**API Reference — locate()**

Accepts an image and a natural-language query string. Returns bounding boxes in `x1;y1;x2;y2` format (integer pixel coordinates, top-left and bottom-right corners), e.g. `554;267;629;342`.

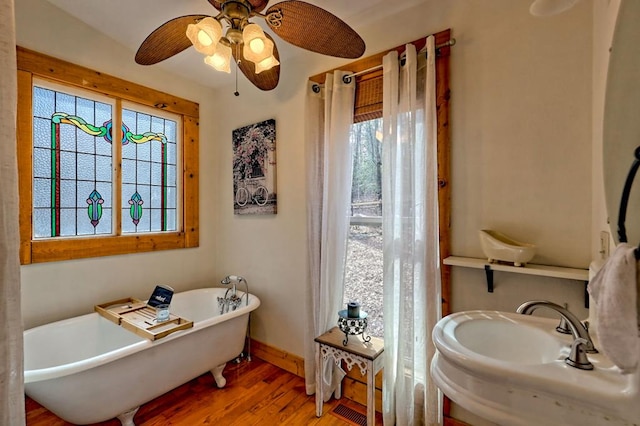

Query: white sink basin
452;315;565;364
431;310;639;426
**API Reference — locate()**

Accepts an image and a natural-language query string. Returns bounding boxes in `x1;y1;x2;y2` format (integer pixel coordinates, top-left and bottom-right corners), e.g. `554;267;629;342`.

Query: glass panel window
32;84;114;238
30;82;181;240
121;106;179;233
344;118;384;338
18;50;199;264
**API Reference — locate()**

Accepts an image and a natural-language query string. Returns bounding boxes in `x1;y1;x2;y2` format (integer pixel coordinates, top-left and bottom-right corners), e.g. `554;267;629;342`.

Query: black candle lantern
338;302;371;346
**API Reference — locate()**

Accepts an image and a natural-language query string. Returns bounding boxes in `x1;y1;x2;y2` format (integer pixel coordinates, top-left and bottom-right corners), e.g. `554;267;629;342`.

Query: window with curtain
309;28;452;422
342;31;452;340
16;47;199;264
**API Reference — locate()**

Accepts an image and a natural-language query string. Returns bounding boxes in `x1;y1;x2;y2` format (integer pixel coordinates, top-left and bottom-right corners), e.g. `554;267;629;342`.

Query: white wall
18;0;599;376
447;0;593;320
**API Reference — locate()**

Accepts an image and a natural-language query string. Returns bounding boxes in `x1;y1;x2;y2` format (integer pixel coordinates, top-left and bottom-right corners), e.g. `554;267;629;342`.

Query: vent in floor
331;403;367;426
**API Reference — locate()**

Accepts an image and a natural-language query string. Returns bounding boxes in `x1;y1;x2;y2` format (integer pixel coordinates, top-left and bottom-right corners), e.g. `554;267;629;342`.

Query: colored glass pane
60;180;76;208
77;130;95;154
165;121;177;143
33;178;50;208
151;185;162;209
33;87;55;118
33;209;51;238
59;208;76;236
77;153;95;180
167;165;177;187
55;92;75;113
167;142;177;166
150;210;161;232
121;107;177;233
137;160;151;185
59;125;77;152
60;151;76;180
32;85;113;239
151;162;162;189
33;118;50;148
33;148;51;178
166;187;177;209
95;156;111;182
76;98;94;123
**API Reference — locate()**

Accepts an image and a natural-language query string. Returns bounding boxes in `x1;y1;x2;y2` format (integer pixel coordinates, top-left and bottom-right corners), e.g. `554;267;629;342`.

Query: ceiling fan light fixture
204;42;232;73
255;54;279;74
244;36;274;64
242;23;269;58
136;1;366;91
250;38;265;54
186;17;222;55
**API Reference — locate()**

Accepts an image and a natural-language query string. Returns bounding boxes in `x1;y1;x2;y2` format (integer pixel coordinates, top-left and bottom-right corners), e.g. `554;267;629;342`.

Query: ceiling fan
135;0;366;91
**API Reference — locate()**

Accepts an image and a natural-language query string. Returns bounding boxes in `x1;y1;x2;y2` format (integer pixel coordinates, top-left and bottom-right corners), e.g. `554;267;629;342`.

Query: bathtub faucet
220;275;250;307
220;275;253;362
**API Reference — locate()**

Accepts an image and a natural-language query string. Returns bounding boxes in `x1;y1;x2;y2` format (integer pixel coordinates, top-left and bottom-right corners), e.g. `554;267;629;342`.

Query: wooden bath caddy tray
95;298;193;341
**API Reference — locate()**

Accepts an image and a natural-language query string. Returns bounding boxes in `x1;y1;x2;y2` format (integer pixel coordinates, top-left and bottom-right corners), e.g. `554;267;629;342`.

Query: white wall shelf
443;256;589;307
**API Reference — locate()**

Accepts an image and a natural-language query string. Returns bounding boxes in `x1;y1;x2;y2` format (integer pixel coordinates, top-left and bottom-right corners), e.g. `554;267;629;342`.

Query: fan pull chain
234;44;240;97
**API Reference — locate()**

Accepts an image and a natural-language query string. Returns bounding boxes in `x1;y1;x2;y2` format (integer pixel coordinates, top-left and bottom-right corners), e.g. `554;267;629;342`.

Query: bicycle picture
235;179;269;207
232;119;277;215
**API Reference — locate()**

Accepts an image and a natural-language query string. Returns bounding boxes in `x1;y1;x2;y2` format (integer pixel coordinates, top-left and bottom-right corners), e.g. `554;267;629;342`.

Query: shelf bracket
484;264;494;293
584;281;589;309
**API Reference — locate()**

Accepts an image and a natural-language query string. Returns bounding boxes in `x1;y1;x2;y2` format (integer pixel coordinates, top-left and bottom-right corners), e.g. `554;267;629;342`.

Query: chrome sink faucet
517;300;597;370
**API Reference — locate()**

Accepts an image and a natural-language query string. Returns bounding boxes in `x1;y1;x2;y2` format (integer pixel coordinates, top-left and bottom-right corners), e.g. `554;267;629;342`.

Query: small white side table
315;326;384;426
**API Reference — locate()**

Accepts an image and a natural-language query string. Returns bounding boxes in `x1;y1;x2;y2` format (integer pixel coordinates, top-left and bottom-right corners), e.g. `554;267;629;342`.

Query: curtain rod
312;38;456;92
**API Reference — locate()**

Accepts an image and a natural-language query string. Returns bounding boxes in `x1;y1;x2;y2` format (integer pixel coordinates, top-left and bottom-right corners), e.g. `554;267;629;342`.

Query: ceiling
45;0;426;90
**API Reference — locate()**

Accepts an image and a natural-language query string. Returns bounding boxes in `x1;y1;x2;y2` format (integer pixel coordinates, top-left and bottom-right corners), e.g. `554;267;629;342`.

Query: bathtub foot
116;406;139;426
211;363;227;388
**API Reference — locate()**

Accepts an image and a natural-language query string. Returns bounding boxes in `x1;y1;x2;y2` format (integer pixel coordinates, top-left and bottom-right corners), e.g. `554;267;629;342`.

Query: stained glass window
18;50;199;264
32;85;114;238
32;83;179;239
121;107;178;233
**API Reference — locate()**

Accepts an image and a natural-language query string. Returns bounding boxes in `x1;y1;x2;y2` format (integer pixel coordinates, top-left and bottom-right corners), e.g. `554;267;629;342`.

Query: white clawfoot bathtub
24;288;260;425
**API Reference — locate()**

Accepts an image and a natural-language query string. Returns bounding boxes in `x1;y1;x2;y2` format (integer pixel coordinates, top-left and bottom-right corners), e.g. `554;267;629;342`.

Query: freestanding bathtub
23;287;260;426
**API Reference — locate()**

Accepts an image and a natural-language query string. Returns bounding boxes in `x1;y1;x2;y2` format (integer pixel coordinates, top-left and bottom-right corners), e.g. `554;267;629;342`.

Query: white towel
588;243;640;374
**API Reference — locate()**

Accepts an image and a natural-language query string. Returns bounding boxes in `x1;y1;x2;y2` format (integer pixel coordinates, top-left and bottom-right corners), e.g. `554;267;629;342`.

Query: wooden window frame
16;47;199;264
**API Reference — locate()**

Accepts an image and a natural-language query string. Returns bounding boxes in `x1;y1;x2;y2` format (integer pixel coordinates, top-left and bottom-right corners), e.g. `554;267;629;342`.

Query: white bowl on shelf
479;229;536;266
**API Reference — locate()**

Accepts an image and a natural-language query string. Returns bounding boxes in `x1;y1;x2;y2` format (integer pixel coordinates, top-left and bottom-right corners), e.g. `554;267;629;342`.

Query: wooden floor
26;357;382;425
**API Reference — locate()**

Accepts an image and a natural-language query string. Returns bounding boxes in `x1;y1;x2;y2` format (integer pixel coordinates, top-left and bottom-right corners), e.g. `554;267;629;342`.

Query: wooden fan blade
232;33;280;91
208;0;269;13
135;15;208;65
265;1;365;59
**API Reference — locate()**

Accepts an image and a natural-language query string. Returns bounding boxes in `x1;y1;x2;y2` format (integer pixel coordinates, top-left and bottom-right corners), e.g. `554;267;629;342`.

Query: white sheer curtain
304;71;355;398
382;36;441;426
0;0;25;424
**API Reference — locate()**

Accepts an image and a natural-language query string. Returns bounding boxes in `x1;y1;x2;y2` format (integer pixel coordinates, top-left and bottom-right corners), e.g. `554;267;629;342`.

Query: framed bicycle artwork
232;119;277;215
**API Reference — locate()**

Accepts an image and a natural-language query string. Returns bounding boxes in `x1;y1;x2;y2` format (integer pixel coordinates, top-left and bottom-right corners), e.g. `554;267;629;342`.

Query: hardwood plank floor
26;357;382;425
